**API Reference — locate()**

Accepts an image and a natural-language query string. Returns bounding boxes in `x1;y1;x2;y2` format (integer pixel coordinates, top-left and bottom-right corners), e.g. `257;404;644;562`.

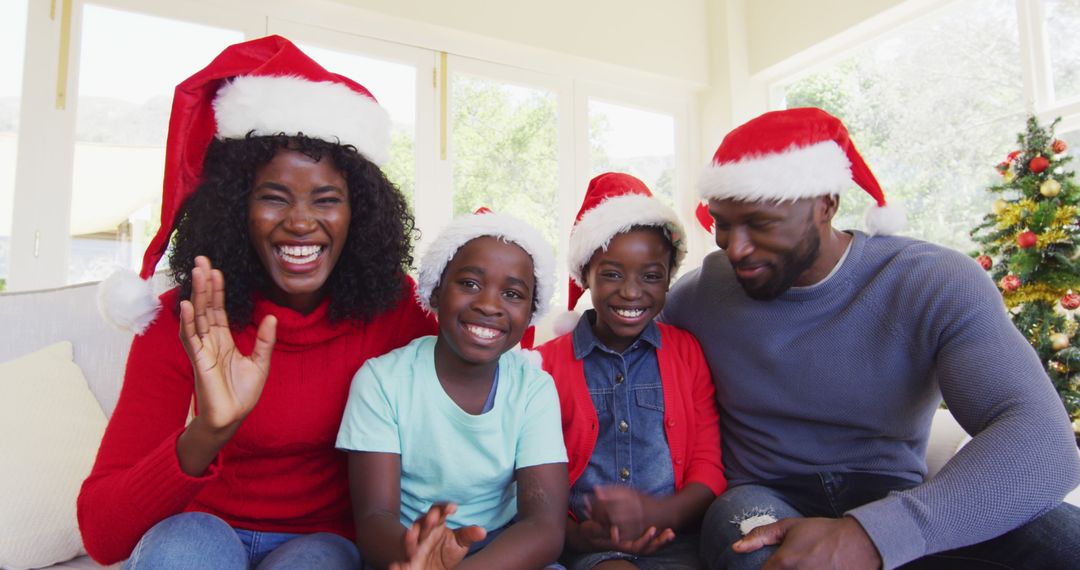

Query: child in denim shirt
537;173;726;570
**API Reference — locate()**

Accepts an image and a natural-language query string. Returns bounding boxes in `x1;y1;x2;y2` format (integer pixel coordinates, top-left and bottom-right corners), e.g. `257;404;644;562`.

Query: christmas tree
972;116;1080;440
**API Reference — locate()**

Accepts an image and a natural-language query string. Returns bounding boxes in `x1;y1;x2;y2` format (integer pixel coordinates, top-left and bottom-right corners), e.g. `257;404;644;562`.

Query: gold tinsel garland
996;199;1036;229
1053;205;1080;226
992;202;1078;249
1003;282;1067;308
1037;229;1072;248
995;201;1077;229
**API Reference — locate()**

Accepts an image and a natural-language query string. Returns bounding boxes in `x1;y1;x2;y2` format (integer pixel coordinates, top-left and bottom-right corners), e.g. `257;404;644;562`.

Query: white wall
329;0;710;86
743;0;908;74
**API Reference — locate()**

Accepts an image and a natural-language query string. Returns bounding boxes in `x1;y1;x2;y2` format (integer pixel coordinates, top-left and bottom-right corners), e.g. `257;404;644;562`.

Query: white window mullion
423;51;454;245
555;75;577;313
9;0;83;290
1017;0;1054;110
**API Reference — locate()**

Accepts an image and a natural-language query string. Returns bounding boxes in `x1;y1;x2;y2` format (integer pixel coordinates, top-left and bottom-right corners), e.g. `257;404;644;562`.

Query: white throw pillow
0;342;107;570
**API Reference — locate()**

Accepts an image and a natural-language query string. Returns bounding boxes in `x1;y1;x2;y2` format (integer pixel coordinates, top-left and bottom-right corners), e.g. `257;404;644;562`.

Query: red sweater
536;323;726;499
77;280;436;564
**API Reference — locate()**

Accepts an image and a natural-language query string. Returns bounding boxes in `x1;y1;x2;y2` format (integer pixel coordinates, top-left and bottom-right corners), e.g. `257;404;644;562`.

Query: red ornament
1000;274;1021;292
996;161;1009;175
1053;139;1068;154
1030;156;1050;173
1062;292;1080;310
976;255;992;270
1016;229;1038;249
1007;150;1022;161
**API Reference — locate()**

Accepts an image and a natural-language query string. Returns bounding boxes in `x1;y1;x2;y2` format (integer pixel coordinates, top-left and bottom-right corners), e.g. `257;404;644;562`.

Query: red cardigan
536;323;726;498
77;279;436;564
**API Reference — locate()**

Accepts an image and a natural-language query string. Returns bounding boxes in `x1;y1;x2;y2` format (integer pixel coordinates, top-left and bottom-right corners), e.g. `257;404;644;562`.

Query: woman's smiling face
247;148;350;313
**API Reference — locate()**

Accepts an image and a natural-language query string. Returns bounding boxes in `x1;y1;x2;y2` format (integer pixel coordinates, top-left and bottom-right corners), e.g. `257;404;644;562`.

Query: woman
78;36;436;569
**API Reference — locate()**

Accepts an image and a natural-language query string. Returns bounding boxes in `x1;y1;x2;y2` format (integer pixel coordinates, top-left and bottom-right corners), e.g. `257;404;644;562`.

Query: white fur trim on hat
864;201;907;235
213;75;391;164
568;194;687;287
97;269;161;335
552;310;581;337
416;212;555;325
698;141;851;203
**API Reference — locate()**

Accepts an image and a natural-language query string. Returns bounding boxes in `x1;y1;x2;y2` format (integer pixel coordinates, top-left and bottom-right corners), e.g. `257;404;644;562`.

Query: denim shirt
568;310;676;521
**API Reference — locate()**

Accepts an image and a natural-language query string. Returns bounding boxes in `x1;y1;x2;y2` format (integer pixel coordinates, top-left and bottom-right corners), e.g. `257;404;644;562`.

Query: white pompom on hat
694;107;905;235
554;172;687;337
416;208;555;326
97;35;391;334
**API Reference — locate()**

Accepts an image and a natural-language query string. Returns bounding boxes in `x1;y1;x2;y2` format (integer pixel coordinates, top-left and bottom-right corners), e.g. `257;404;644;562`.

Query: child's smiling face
584;228;673;353
431;236;536;366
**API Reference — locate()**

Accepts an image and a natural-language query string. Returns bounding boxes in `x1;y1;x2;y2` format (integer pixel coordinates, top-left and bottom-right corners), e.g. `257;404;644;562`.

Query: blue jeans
701;473;1080;570
122;512;360;569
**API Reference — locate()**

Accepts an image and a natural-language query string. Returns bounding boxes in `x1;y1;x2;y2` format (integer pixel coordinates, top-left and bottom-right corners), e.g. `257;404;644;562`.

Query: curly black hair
168;134;417;327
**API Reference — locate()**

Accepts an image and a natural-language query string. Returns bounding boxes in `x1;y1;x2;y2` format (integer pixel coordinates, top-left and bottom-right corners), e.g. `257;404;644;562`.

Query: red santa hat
415;208;555;328
695;107;904;236
97;35;391;334
553;172;687;337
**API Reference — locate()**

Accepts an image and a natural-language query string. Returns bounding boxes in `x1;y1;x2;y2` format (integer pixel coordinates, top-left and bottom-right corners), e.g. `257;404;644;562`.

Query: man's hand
733;516;882;570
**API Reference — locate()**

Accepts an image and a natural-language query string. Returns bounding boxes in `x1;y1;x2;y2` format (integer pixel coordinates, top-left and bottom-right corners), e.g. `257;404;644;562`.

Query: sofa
1;280;1078;570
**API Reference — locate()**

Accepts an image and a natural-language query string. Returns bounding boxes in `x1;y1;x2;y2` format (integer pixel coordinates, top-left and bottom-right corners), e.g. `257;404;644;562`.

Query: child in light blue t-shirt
337;210;568;569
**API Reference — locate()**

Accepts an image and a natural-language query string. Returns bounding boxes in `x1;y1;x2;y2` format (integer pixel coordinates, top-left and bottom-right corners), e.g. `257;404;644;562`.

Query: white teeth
614;308;646;318
277;245;323;264
466;324;500;339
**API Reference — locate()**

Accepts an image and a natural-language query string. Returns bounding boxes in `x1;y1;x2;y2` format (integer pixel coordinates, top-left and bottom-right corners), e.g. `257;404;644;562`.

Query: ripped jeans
700;472;1080;570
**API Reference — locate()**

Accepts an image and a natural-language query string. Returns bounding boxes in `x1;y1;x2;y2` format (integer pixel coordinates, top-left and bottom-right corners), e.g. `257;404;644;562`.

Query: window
0;0;28;291
1044;0;1080;103
450;72;560;246
4;1;692;294
589;100;677;208
1059;128;1080;157
778;0;1024;253
69;4;242;283
294;43;420;204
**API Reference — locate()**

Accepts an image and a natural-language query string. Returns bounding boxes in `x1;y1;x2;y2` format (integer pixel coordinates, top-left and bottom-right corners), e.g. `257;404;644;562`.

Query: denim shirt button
615;373;624;384
618;420;629;432
620;467;630;480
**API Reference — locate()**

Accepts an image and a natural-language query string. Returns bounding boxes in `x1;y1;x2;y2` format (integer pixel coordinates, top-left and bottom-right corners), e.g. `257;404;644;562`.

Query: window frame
759;0;1080;250
7;0;701;292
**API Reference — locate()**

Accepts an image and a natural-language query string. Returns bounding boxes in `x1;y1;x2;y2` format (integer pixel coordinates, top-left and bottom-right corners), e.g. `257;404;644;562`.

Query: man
662;107;1080;569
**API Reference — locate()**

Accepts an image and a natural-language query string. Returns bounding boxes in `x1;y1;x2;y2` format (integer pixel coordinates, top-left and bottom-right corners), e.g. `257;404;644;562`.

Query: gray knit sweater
662;230;1080;568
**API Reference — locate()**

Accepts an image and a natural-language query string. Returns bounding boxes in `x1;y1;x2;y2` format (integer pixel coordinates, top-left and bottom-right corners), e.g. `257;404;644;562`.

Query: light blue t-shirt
336;335;567;531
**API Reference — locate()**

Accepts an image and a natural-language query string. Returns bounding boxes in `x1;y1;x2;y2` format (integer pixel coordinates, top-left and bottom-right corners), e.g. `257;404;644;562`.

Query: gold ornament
992;199;1009;216
1003;170;1016;183
1050;360;1067;373
1040;179;1062;198
1051;332;1070;350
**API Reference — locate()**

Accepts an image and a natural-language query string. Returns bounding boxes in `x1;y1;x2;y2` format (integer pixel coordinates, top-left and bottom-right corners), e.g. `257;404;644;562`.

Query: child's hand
569;518;675;556
394;503;487;570
587;485;656;540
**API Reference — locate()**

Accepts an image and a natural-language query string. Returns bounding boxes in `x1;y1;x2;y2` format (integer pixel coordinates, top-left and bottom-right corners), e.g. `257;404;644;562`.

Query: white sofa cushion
0;283;134;418
0;342;107;570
